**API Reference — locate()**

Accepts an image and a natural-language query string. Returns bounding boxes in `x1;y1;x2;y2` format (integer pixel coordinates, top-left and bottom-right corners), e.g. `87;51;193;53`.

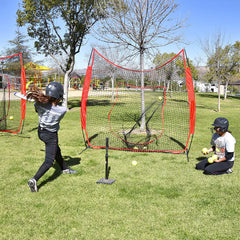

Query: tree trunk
62;57;75;109
217;79;221;112
111;72;115;101
224;80;229;100
140;50;145;130
62;70;71;108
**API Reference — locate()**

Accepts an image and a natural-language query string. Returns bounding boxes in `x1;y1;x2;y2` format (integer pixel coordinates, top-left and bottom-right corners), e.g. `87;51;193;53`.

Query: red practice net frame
0;53;26;133
81;49;195;155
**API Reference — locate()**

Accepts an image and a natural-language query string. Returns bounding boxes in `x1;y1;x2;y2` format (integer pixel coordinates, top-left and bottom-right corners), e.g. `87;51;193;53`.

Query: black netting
82;49;194;153
0;54;25;133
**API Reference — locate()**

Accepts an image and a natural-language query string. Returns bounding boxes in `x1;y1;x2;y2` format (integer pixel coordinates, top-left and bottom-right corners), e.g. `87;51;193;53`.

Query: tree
94;45;135;100
201;32;226;112
95;0;185;130
202;33;240;111
0;30;33;77
221;41;240;100
153;52;198;79
4;29;33;64
17;0;104;108
153;51;199;91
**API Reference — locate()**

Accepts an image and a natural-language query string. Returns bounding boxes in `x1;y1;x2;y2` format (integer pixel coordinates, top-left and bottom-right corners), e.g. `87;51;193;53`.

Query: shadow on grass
0;132;31;138
28;127;38;132
68;99;81;109
198;93;219;99
68;99;123;110
196;105;217;111
196;156;206;161
198;93;240;101
64;155;81;167
38;156;81;190
228;95;240;100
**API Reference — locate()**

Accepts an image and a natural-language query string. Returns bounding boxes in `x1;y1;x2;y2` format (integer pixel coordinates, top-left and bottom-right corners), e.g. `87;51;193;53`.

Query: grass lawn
1;93;239;240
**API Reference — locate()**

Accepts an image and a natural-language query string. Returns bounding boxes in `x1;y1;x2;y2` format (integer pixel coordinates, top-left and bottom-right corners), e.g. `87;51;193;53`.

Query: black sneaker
226;168;233;174
28;178;38;192
62;168;78;174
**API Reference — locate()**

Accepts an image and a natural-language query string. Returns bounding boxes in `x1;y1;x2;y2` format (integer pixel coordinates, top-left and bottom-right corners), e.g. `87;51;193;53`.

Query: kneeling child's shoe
62;168;78;174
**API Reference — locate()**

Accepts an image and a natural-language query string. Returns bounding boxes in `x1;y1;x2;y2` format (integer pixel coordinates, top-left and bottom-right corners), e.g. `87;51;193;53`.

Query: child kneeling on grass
196;117;236;175
27;82;77;192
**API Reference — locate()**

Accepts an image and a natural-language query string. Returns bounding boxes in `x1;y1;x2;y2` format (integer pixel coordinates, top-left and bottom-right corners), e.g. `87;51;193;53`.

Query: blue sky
0;0;239;68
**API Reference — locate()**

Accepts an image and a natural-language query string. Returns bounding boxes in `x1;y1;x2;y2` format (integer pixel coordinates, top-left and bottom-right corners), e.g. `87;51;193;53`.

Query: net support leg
97;138;116;184
186;149;189;162
79;145;91;155
3;87;7;130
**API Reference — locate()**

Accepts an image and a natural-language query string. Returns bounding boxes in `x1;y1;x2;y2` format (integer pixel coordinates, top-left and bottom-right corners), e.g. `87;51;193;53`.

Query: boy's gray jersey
35;102;67;132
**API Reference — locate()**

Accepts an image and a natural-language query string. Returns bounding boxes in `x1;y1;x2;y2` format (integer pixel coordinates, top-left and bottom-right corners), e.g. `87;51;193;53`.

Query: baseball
208;157;214;164
132;160;137;166
9;116;14;120
202;148;208;154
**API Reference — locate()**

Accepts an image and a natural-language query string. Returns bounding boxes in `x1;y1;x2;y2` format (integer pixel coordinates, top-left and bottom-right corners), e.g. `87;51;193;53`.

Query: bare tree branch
95;0;185;56
94;0;185;129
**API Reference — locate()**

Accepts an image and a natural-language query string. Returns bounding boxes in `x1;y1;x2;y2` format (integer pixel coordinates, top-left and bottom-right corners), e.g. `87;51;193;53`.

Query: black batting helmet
212;117;229;132
45;82;63;100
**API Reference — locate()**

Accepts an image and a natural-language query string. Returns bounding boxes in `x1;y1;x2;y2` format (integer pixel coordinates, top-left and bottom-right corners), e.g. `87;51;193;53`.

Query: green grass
1;93;240;240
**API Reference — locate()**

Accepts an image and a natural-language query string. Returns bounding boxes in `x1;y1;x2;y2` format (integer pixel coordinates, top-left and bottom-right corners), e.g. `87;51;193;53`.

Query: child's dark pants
33;127;68;181
196;158;234;175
